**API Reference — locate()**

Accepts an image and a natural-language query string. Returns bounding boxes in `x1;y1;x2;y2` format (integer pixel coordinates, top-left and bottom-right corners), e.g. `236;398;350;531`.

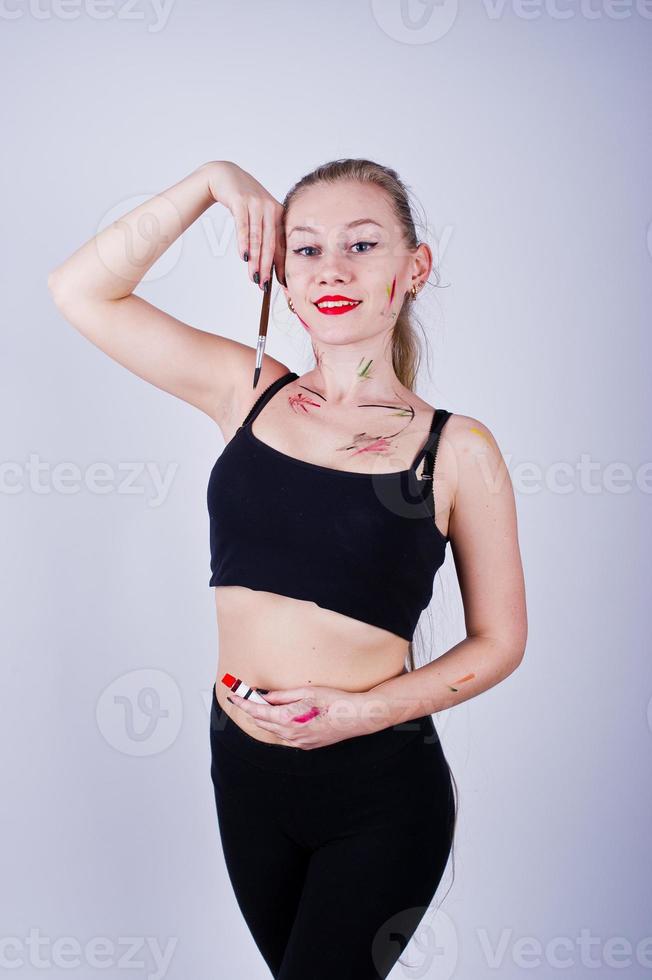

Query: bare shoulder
442;411;501;457
219;348;294;441
439;412;508;509
443;411;520;566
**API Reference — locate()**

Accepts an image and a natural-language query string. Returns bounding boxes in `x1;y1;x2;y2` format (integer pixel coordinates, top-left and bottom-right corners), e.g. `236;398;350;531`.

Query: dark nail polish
243;251;249;262
263;279;270;294
253;271;260;285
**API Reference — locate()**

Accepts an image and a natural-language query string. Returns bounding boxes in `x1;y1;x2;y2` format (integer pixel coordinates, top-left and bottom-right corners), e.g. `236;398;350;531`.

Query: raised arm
47;161;289;429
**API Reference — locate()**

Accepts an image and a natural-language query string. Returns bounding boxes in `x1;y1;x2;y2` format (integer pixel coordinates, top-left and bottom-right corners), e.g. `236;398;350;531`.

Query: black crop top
207;371;452;642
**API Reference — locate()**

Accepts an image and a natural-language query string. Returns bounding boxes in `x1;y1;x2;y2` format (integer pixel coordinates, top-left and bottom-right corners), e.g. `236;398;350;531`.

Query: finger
232;200;250;267
247;201;264;287
264;688;308;703
249;719;298;742
228;694;277;723
229;704;299;742
259;203;277;291
273;213;287;287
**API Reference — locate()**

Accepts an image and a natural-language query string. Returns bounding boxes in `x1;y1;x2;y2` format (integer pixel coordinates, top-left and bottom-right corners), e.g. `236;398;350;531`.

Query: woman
48;158;527;979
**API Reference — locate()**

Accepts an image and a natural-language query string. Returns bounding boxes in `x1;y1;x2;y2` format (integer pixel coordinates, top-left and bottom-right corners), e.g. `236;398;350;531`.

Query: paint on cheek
292;706;321;724
297;312;311;331
385;275;397;315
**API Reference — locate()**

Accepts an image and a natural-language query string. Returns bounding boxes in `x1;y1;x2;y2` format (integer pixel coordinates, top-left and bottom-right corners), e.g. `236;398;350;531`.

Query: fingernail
253;271;260;285
263;279;270;294
227;696;234;704
243;251;249;262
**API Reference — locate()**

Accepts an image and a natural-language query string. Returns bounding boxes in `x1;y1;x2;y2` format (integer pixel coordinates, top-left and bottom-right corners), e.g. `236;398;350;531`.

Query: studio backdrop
2;2;650;978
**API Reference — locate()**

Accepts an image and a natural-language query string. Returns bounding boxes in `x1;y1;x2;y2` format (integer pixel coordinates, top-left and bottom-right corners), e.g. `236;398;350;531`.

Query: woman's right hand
204;160;287;290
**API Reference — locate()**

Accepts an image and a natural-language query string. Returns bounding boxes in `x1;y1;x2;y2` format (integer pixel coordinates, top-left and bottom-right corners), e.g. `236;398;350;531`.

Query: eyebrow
287;218;384;237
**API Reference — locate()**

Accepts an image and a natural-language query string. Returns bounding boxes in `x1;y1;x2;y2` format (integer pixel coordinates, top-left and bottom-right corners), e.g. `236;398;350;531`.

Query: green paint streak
357;358;373;379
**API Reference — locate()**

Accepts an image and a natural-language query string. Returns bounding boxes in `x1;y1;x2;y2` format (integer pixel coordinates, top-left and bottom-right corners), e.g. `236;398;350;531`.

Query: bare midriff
213;586;411;745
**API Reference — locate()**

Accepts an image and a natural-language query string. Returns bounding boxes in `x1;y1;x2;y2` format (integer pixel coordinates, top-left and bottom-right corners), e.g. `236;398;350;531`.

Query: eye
292;241;378;257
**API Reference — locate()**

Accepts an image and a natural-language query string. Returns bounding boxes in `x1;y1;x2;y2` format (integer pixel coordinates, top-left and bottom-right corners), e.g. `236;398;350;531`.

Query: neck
306;340;403;406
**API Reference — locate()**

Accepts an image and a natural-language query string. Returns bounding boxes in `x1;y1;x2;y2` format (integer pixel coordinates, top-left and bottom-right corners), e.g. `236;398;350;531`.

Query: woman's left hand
227;685;377;750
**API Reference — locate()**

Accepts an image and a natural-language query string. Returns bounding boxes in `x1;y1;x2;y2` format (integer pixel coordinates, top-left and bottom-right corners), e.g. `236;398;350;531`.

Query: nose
317;257;353;286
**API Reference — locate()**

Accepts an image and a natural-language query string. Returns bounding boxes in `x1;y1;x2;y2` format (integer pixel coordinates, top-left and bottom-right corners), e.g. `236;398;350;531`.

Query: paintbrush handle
253;278;271;387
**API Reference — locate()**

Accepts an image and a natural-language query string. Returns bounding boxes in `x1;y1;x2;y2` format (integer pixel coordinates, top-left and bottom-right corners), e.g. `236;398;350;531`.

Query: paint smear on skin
336;401;417;458
347;434;393;457
385;276;396;311
357;358;373;379
292;706;321;724
287;377;417;461
296;312;312;331
448;672;476;692
289;392;322;414
287;299;311;332
470;427;491;446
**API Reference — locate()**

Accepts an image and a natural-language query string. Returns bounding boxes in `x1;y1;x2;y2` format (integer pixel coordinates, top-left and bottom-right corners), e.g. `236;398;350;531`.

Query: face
282;180;431;339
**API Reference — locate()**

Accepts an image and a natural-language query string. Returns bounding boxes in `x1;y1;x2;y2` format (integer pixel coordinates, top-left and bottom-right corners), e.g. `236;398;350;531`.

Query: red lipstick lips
313;294;362;316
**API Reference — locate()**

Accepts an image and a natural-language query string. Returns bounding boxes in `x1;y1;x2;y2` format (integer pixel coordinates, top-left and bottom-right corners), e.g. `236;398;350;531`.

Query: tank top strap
419;409;453;481
240;371;298;428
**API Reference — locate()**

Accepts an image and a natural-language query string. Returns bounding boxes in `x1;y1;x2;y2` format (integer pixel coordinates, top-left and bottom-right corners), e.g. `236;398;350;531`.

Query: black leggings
209;684;455;980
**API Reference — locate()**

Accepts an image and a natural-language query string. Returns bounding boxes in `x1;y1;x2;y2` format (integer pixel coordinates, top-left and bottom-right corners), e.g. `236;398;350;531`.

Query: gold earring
411;282;421;299
287;297;296;313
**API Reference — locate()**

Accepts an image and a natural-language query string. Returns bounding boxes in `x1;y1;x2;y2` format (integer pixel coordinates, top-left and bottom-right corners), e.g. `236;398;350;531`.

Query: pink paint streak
292;706;321;724
351;436;392;456
296;313;311;331
289;392;321;413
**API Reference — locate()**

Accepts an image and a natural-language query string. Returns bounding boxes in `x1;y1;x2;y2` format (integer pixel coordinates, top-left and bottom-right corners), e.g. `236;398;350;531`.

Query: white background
2;1;650;977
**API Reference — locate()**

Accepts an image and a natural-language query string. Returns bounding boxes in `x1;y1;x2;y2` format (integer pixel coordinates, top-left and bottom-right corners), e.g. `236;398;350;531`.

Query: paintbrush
252;276;271;389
